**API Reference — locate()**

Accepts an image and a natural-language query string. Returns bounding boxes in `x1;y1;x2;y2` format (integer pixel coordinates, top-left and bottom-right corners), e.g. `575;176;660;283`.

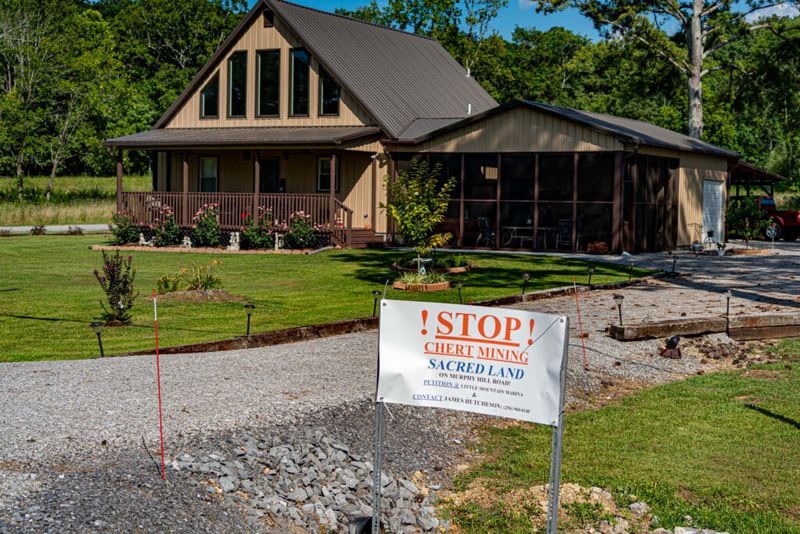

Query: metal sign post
371;401;384;534
546;318;569;534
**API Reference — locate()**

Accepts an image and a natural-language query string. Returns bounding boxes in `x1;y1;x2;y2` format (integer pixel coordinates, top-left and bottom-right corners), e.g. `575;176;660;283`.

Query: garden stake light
671;255;678;274
454;281;463;304
372;290;382;317
522;272;530;295
613;294;624;326
587;265;595;285
90;322;104;358
724;289;732;334
244;304;255;336
628;261;634;280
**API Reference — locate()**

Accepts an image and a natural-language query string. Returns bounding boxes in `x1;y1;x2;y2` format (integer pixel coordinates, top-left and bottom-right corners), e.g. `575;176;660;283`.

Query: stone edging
120;276;657;357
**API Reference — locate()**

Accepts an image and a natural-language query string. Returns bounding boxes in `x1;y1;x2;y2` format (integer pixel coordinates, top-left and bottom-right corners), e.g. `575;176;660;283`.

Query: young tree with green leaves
381;160;457;266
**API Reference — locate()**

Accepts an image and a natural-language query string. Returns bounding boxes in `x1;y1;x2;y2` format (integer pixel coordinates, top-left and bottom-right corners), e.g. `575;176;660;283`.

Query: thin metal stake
371;401;384;534
546;318;569;534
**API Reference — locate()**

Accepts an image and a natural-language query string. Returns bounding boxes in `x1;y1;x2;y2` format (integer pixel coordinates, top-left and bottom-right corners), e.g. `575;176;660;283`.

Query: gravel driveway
2;241;798;532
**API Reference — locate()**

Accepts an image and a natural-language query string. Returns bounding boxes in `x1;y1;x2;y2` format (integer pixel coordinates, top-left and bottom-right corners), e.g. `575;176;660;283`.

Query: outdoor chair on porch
555;218;581;250
475;217;496;247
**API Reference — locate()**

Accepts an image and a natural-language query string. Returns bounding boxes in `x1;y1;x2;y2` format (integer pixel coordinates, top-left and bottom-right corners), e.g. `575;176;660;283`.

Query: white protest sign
377;299;567;426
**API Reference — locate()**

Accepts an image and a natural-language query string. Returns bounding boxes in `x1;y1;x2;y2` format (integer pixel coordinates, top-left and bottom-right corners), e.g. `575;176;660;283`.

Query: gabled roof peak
268;0;439;43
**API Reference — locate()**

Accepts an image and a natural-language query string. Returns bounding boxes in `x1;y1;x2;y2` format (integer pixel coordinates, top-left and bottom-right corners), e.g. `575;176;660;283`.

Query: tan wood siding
165;18;374;129
393;107;623;153
676;153;729;246
632;145;682;158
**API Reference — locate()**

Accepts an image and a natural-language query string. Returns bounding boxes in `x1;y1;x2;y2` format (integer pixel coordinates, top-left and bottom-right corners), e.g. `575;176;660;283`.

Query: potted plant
716;242;727;256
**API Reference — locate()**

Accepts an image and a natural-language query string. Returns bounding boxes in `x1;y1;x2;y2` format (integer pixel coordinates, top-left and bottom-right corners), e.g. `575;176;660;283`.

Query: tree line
1;0;798;194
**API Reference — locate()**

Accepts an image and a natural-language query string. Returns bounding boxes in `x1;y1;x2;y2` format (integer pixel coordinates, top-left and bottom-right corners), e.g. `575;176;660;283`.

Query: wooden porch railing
120;192;353;246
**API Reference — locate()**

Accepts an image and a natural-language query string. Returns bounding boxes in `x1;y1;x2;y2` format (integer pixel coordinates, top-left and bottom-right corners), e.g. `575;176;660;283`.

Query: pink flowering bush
240;208;275;250
283;210;318;249
191;203;221;247
152;205;182;247
93;251;137;324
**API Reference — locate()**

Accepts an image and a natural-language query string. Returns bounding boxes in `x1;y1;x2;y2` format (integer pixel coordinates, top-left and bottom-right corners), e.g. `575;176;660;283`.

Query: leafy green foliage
111;211;142;245
382;159;457;259
93;250;137;323
191;204;221;247
283;211;317;250
240;208;275;250
726;196;770;244
151;205;181;247
156;259;223;294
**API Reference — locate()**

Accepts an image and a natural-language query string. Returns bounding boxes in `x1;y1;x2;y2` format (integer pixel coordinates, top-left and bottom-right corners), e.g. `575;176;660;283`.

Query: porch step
349;229;387;249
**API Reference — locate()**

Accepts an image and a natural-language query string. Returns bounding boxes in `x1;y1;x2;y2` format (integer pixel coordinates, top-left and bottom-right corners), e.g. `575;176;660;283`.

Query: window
227;51;247;117
200;157;218;192
256;50;280;117
290;49;310;116
317;157;339;192
200;73;219;118
319;68;340;116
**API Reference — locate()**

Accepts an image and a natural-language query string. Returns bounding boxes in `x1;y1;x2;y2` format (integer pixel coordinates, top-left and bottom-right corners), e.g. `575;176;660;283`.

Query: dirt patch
156;290;248;304
743;369;785;380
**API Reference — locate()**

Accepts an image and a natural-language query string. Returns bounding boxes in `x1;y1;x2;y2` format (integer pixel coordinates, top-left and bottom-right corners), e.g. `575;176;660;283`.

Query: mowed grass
443;362;800;532
0;235;644;362
0;175;151;226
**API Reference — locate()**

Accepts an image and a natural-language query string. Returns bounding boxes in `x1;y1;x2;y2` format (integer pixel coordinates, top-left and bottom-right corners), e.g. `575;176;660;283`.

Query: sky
262;1;800;41
270;0;601;40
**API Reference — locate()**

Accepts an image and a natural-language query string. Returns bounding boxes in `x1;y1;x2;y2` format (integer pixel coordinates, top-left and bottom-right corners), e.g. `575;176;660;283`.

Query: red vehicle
759;196;800;241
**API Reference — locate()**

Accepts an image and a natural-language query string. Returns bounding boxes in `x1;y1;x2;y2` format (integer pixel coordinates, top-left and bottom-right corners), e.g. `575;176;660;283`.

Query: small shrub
586;241;610;254
155;273;183;295
283;211;317;249
152;205;182;247
30;225;46;235
185;259;223;290
240;208;275;250
397;271;448;284
433;254;469;268
156;260;222;294
67;226;83;236
111;211;141;245
191;204;221;247
94;251;137;323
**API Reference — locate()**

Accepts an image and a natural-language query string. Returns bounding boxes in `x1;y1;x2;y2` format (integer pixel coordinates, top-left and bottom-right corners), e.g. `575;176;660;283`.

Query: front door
260;159;281;193
703;180;725;243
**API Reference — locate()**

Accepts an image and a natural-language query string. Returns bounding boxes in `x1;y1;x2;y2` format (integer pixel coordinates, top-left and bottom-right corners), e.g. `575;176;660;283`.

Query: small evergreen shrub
94;251;137;323
191;204;221;247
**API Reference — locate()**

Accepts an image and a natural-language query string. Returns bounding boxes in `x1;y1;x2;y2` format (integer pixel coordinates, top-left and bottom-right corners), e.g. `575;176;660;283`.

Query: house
105;0;748;252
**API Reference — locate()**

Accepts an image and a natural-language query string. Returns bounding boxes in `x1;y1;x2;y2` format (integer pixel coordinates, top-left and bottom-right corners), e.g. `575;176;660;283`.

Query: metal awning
104;126;381;150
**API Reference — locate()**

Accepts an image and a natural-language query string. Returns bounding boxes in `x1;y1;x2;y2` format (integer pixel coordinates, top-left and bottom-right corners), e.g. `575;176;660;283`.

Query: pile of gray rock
171;430;447;533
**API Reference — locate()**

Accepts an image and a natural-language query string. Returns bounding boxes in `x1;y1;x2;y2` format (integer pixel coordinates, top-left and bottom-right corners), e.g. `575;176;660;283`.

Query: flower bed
392;280;451;292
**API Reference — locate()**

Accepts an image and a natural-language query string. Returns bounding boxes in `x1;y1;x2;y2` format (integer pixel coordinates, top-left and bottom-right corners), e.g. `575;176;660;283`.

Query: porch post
182;153;189;226
458;154;465;247
329;153;337;228
253;154;260;219
612;152;623;253
573;153;579;252
371;156;377;231
115;149;123;214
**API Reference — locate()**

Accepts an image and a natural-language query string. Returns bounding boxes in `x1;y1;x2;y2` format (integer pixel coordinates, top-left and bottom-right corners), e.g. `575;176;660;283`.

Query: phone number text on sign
377;300;567;426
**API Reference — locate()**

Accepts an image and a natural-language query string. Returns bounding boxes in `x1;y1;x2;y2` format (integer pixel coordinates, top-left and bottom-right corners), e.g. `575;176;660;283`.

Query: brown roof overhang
104;126;381;150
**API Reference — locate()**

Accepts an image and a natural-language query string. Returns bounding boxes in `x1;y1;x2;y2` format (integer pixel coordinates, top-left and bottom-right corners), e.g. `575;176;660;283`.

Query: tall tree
534;0;795;139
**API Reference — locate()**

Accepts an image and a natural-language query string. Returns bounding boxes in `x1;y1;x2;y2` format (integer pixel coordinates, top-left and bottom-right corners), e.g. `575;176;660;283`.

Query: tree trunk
46;162;57;202
15;152;24;201
687;0;704;139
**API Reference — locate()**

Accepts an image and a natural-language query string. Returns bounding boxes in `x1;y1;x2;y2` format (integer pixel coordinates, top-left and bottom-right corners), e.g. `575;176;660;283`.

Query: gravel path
1;242;798;532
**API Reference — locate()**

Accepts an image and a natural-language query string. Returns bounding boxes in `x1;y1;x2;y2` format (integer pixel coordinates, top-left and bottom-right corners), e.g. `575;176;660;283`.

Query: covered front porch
106;127;389;248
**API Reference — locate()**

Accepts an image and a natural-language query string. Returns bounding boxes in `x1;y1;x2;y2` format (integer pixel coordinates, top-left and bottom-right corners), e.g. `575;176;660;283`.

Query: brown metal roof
268;0;497;139
395;100;739;158
104;126;381;149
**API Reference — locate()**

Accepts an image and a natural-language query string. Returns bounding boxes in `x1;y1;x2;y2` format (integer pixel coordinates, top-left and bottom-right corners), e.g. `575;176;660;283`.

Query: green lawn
0;235;643;362
444;361;800;532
